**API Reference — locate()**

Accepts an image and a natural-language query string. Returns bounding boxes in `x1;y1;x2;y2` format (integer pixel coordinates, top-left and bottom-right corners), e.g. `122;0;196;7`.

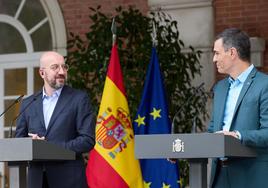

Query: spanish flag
86;44;143;188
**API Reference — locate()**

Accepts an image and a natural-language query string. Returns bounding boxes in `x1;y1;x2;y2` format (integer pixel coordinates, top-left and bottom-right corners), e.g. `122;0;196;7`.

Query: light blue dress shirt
42;87;62;129
222;64;254;137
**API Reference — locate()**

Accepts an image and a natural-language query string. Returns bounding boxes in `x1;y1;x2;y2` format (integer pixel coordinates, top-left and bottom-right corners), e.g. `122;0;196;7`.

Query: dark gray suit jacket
15;85;95;188
208;68;268;188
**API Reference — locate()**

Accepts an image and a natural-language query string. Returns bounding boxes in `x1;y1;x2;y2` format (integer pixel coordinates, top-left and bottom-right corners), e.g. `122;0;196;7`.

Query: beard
45;74;66;89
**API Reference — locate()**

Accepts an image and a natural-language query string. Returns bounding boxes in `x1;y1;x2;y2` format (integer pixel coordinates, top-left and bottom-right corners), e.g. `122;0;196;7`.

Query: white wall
149;0;215;90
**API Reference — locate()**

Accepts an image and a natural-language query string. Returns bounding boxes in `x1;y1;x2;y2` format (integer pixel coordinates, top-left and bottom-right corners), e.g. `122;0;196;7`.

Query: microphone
171;82;205;134
9;93;41;138
0;94;24;118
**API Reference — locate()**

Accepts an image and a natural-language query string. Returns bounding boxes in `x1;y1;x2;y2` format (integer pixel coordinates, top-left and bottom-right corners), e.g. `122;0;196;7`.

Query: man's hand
216;130;239;139
28;133;45;140
167;158;177;164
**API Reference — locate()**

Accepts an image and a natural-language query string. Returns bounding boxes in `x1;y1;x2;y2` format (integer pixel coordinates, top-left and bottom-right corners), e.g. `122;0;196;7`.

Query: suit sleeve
207;111;215;133
240;83;268;147
63;92;96;153
15;100;29;137
207;85;216;133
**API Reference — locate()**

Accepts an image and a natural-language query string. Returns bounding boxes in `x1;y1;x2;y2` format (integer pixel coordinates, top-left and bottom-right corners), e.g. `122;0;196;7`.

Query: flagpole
111;17;117;45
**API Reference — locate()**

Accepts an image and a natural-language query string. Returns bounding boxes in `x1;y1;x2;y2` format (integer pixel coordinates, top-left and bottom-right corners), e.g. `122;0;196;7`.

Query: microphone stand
0;94;24;118
171;83;204;134
9;93;40;138
9;117;17;138
191;116;197;133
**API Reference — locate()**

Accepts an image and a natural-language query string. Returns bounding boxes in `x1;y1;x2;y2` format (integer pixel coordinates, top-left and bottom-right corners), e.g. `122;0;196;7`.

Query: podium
0;138;75;188
135;133;256;188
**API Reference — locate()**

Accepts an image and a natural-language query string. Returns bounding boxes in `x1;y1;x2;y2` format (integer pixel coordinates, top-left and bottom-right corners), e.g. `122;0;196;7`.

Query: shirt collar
228;64;254;84
42;87;63;99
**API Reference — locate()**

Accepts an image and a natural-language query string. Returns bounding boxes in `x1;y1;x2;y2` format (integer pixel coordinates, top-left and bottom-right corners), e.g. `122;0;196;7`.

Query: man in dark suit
15;51;95;188
208;28;268;188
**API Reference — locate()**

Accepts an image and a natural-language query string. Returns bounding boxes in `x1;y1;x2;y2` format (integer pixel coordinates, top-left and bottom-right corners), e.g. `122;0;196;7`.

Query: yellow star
134;115;145;127
162;182;171;188
150;108;161;120
144;181;152;188
178;179;183;187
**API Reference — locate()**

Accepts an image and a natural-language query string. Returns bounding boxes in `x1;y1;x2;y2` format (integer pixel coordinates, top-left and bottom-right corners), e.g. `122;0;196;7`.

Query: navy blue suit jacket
208;68;268;188
15;85;95;188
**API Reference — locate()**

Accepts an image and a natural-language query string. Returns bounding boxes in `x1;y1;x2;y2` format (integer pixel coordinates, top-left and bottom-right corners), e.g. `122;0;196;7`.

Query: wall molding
149;1;213;11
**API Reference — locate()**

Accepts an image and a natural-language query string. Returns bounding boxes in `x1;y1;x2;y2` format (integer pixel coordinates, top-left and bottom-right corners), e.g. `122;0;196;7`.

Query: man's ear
39;70;44;77
230;47;238;58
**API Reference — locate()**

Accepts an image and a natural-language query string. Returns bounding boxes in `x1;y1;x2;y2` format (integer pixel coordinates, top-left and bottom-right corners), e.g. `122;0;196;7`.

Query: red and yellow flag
86;44;143;188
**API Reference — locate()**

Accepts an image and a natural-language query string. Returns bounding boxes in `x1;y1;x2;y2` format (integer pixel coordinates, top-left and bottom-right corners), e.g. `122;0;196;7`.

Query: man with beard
15;51;96;188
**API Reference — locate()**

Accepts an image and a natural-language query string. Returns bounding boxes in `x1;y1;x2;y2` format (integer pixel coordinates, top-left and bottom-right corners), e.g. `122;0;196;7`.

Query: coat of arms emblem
172;138;184;152
96;107;133;158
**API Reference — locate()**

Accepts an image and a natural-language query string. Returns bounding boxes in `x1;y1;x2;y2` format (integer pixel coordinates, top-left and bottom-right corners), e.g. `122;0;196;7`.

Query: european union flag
134;47;180;188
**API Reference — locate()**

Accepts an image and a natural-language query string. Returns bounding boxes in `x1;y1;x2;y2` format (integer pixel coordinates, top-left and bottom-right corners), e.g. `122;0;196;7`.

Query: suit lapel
229;68;257;130
233;68;256;117
215;79;229;131
34;91;46;128
45;86;73;134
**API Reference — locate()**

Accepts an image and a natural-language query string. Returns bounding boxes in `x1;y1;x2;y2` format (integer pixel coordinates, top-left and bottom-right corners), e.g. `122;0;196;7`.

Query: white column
149;0;215;90
250;37;265;67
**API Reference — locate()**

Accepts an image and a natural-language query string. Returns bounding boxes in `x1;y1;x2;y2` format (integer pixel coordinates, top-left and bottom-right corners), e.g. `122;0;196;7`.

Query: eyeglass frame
41;64;69;72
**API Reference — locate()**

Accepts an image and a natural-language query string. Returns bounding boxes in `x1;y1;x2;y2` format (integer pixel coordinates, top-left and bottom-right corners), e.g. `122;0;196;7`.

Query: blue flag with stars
134;47;180;188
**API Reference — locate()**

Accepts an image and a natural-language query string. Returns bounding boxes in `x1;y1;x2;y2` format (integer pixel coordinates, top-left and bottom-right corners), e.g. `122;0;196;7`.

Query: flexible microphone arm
9;93;40;138
171;83;205;134
0;94;24;118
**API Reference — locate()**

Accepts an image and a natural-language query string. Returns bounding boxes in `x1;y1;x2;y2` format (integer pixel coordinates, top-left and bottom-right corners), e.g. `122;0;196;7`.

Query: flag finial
152;21;157;47
111;17;117;45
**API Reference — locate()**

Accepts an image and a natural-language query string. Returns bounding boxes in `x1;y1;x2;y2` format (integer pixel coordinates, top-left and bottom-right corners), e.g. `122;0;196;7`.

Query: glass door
0;54;43;187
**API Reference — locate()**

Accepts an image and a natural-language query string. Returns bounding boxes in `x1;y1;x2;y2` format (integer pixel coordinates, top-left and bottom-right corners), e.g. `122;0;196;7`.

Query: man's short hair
215;28;251;62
